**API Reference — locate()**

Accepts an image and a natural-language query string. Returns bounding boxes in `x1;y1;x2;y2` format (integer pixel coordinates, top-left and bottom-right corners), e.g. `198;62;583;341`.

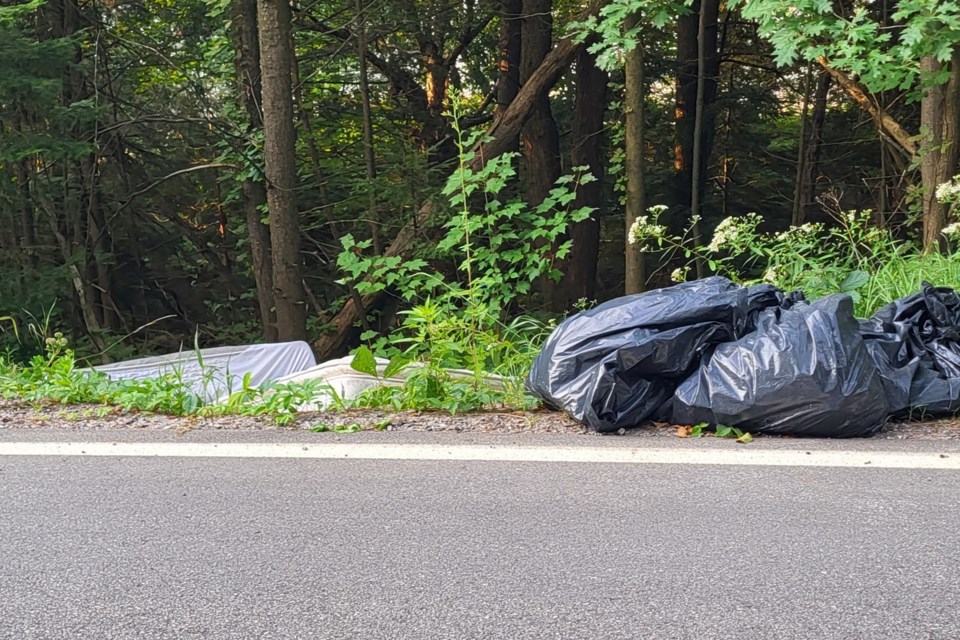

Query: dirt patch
0;400;590;435
0;400;957;439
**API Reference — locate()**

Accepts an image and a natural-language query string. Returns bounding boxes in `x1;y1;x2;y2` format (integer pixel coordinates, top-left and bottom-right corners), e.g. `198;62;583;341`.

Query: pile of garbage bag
526;277;960;437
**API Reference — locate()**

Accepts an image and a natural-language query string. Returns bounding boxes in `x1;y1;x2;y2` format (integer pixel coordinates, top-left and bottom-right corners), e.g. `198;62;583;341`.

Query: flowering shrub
936;176;960;207
939;176;960;245
627;205;937;314
706;213;763;253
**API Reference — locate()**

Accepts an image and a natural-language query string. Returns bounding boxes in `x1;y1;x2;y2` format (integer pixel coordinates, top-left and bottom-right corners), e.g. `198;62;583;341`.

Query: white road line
0;441;957;469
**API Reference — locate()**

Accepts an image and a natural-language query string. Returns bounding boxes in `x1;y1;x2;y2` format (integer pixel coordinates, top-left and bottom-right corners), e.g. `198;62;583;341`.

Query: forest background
1;0;958;368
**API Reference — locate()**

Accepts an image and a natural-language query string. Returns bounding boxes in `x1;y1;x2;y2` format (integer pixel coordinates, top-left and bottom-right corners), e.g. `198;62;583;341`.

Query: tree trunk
231;0;277;341
257;0;307;342
520;0;561;205
519;0;562;308
14;160;37;269
921;51;960;250
623;11;646;295
689;0;712;277
314;32;586;357
554;46;607;308
674;0;720;226
356;0;380;254
46;0;108;350
802;69;832;223
791;65;813;227
497;0;523;117
496;0;523;157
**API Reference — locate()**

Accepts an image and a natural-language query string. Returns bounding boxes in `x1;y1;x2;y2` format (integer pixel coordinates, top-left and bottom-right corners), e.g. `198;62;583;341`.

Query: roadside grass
0;337;541;423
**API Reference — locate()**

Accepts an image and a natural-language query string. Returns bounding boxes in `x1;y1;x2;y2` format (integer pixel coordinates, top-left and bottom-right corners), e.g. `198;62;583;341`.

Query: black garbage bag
525;277;788;433
671;295;889;437
860;283;960;416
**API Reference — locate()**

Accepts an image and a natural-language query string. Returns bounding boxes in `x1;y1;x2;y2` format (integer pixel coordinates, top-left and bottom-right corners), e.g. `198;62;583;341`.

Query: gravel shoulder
2;400;960;441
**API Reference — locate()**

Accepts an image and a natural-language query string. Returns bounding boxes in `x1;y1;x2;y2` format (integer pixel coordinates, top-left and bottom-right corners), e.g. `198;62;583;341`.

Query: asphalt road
2;433;960;639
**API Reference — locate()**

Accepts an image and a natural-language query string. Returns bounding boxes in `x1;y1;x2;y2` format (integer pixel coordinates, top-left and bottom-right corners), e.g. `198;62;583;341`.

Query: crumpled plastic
859;283;960;416
525;277;791;433
671;295;889;437
528;278;960;438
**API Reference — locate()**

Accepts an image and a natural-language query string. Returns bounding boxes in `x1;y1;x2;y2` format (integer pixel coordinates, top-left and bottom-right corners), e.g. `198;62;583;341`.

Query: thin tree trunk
496;0;523;155
791;64;813;227
556;46;607;308
674;0;719;231
356;0;380;254
231;0;277;341
497;0;523;116
257;0;307;342
719;65;735;219
520;0;562;307
802;69;831;223
289;29;335;228
14;160;36;269
920;50;960;250
623;12;646;295
48;0;108;347
689;0;710;278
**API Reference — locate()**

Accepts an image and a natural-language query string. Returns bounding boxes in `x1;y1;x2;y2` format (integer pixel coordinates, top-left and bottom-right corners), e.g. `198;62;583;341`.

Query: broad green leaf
383;355;411;379
350;346;379;378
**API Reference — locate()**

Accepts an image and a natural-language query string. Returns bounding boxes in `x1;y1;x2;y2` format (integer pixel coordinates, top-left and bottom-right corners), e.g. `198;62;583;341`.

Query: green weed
336;94;582;414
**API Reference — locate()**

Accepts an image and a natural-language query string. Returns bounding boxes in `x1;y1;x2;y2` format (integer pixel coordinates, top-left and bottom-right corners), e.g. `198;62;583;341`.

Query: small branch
120;163;236;204
445;13;496;67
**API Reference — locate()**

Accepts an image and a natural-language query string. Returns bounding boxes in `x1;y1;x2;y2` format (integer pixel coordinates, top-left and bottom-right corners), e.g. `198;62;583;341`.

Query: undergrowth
631;194;960;317
335;94;586;412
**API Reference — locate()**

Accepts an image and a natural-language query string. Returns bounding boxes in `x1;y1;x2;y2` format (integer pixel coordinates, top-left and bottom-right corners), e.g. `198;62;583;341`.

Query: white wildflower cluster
941;222;960;239
774;222;823;243
763;267;780;283
839;209;872;229
628;215;668;251
936;178;960;205
671;266;690;283
706;213;763;253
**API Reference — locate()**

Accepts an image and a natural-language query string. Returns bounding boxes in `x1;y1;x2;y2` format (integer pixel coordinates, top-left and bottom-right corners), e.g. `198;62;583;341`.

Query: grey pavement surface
2;432;960;639
6;425;960;454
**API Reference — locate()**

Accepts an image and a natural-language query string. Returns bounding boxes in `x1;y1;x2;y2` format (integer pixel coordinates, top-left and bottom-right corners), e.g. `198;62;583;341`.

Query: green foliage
201;378;338;425
337;95;589;413
686;422;753;442
734;0;960;94
0;331;337;422
0;337;203;414
632;205;960;317
351;366;537;415
572;0;691;71
310;423;362;433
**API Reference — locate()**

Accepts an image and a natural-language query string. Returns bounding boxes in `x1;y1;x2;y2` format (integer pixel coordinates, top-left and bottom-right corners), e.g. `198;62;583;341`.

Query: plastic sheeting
860;284;960;416
525;277;791;433
83;342;317;401
265;356;509;411
672;295;889;437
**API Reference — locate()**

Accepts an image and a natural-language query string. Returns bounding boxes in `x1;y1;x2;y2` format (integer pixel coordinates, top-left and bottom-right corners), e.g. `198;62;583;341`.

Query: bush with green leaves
630;203;960;317
336;96;592;412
